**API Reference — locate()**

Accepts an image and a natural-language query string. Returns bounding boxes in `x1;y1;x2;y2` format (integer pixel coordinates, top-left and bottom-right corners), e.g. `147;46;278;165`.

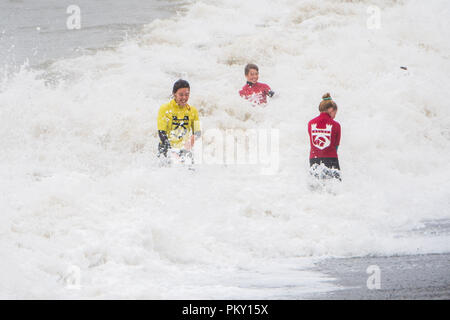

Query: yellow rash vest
157;99;201;149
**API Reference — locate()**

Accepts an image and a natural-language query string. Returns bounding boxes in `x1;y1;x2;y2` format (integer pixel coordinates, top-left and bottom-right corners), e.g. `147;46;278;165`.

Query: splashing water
0;0;449;298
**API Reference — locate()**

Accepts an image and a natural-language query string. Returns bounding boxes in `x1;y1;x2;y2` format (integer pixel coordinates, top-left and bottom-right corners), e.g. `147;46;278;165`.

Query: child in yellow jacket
157;79;201;160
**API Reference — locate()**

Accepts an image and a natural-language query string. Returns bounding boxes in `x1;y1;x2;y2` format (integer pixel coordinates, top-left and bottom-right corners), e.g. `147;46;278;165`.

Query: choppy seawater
0;0;184;70
0;0;449;299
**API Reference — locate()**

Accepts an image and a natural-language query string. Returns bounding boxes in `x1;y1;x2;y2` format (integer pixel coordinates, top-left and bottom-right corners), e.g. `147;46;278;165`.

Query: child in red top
308;93;341;180
239;63;274;105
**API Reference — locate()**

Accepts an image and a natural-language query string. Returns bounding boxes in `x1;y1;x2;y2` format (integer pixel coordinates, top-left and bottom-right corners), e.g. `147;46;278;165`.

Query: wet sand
309;253;450;299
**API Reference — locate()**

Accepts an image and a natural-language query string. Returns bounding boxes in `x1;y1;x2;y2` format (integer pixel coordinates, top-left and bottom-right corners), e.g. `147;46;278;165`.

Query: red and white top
308;112;341;159
239;82;272;104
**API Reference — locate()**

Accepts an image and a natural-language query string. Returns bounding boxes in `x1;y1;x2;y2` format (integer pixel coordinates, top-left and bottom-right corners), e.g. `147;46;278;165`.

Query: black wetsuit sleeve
158;130;170;155
158;130;170;146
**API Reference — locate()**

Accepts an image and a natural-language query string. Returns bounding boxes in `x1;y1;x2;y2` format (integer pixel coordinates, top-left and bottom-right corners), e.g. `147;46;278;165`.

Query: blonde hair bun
322;93;332;100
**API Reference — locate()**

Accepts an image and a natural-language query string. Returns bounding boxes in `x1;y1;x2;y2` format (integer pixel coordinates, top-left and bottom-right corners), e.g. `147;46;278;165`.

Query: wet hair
319;93;338;112
244;63;259;76
172;79;190;94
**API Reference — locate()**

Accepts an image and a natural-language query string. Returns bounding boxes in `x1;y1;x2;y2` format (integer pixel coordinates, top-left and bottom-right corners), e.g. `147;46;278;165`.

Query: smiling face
174;87;190;106
245;68;259;84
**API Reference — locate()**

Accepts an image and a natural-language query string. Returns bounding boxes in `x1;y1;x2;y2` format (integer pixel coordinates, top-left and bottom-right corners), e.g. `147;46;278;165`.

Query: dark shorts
309;157;340;170
309;157;341;181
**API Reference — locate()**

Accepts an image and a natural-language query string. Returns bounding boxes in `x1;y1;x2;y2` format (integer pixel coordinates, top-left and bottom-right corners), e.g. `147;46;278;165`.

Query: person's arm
264;84;274;98
307;121;311;146
185;109;201;150
157;105;171;155
335;123;341;152
158;130;170;151
239;85;248;98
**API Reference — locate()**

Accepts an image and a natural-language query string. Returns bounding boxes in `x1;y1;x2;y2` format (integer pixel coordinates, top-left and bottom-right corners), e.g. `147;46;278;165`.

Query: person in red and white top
308;93;341;179
239;63;274;105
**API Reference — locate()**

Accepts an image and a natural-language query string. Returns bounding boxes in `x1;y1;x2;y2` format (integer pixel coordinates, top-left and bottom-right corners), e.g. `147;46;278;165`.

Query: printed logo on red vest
311;124;332;150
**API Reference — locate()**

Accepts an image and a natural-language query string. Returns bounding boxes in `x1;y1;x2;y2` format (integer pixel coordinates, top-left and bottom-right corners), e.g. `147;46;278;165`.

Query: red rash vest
308;112;341;159
239;82;272;104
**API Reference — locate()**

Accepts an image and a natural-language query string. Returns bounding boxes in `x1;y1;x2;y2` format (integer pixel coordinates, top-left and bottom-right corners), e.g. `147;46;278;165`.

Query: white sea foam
0;0;449;298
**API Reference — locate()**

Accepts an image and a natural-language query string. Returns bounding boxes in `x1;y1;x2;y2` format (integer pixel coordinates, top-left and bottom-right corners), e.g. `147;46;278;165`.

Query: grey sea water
0;0;183;70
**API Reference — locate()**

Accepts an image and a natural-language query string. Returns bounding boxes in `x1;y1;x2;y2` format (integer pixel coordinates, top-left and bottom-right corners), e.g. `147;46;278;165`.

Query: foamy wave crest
0;0;449;298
